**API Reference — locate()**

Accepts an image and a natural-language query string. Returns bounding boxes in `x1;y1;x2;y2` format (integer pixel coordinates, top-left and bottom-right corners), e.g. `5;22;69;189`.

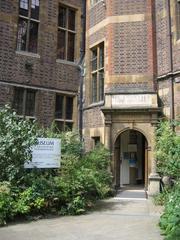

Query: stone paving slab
0;190;163;240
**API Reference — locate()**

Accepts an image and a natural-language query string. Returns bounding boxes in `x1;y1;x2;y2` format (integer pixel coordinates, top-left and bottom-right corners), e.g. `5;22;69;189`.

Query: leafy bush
155;120;180;239
156;120;180;179
0;107;112;225
153;190;169;206
0;182;16;225
0;106;37;182
159;183;180;240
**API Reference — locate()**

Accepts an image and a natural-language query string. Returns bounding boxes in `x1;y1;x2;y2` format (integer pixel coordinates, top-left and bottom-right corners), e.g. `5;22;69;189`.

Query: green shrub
156;120;180;179
153;189;169;206
0;106;38;182
0;106;112;225
0;182;16;225
155;120;180;239
159;183;180;240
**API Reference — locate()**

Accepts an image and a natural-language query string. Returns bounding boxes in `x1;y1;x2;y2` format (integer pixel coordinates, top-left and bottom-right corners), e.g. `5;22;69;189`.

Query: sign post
24;138;61;169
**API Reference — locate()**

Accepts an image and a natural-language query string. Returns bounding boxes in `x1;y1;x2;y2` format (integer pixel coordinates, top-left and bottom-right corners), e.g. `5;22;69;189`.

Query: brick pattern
155;0;180;75
105;82;154;94
107;0;147;16
0;0;82;126
89;28;106;46
158;79;171;117
83;107;104;128
36;91;55;127
0;85;13;106
155;0;180;122
108;22;149;75
88;1;106;29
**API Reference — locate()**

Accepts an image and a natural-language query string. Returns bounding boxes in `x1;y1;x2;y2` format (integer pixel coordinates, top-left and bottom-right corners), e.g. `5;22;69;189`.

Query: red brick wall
0;0;82;126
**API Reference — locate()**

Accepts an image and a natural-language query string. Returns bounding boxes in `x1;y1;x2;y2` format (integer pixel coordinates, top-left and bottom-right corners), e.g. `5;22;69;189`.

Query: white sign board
112;94;152;107
24;138;61;169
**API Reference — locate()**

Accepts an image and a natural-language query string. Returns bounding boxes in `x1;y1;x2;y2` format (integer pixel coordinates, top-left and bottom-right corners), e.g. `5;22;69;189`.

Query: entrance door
114;130;148;188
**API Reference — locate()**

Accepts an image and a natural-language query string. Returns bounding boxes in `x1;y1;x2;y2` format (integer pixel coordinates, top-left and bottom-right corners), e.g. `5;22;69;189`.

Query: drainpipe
78;0;86;141
167;0;175;121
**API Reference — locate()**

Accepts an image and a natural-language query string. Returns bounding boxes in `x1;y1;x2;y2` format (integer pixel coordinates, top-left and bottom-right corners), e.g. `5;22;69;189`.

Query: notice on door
24;138;61;169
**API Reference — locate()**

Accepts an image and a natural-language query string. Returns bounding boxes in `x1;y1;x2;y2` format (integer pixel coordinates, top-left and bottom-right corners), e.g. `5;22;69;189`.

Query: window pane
55;121;64;132
31;0;39;20
13;88;24;115
57;29;66;59
65;122;73;131
91;49;97;71
17;18;28;51
28;21;38;53
66;97;73;120
55;95;64;119
19;0;29;16
68;9;75;31
25;90;36;116
99;70;104;101
99;44;104;68
92;73;97;102
67;32;75;61
58;6;66;28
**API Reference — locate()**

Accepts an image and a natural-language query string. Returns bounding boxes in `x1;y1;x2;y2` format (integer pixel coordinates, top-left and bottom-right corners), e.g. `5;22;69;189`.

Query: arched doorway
114;129;148;189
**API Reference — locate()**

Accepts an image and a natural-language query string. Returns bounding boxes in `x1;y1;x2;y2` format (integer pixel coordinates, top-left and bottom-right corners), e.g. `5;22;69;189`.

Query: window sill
56;59;78;67
16;115;36;120
15;51;40;59
55;119;73;122
84;100;105;110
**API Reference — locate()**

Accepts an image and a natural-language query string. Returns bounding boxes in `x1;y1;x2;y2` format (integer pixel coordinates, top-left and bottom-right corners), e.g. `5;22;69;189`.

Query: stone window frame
175;0;180;40
54;94;74;131
57;4;77;62
12;87;36;119
91;42;104;103
16;0;40;53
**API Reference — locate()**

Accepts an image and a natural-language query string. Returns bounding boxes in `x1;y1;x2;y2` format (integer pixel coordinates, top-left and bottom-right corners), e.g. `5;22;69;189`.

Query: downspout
78;0;86;141
167;0;175;121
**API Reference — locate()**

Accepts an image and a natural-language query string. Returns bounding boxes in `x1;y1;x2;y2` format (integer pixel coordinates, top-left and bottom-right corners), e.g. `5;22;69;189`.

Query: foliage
153;189;169;206
0;182;16;225
0;107;112;225
40;124;83;156
0;106;38;182
155;120;180;239
159;183;180;240
155;120;180;179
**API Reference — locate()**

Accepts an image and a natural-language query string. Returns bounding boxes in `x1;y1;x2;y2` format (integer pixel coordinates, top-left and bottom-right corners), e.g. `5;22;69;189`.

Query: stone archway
113;129;149;189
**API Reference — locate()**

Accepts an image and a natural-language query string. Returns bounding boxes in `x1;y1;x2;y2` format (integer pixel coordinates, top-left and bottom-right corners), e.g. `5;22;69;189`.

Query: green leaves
0;105;38;182
0;106;113;225
159;183;180;240
155;120;180;179
156;120;180;239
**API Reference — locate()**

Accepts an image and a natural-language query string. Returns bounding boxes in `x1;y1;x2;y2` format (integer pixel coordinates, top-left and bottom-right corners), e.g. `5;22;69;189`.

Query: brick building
83;0;180;195
156;0;180;128
0;0;84;130
0;0;180;195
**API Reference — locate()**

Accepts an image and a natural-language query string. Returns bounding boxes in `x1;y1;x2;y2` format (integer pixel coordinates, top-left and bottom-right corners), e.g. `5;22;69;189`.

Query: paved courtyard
0;188;163;240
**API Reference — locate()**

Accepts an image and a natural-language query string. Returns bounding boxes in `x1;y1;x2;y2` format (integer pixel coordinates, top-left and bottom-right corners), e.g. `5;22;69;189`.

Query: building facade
83;0;180;195
156;0;180;131
0;0;180;195
0;0;84;130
